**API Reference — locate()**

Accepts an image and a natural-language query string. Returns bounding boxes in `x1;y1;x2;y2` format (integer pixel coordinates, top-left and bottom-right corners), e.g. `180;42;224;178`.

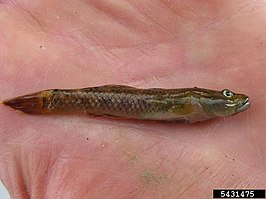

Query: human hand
0;1;265;198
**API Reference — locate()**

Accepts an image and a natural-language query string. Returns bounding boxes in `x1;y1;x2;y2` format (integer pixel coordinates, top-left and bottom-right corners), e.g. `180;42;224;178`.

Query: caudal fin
1;92;43;114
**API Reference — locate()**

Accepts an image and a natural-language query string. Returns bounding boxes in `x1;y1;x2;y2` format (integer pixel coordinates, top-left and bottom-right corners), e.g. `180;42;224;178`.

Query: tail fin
2;92;43;114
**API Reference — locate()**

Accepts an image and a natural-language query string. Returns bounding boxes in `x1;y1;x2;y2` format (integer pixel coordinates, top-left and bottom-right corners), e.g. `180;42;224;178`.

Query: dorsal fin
97;84;136;89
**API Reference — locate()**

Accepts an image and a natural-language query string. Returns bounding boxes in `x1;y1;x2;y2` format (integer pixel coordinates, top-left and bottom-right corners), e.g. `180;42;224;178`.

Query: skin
0;0;265;198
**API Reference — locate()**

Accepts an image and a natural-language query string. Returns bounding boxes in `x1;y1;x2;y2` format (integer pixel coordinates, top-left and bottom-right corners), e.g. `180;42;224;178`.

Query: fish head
199;89;250;117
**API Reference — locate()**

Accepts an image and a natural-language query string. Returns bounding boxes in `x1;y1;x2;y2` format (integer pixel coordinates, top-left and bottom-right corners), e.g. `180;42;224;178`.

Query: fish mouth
237;97;250;112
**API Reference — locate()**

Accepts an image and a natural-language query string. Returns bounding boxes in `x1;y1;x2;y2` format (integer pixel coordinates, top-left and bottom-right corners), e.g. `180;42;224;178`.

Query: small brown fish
0;85;250;123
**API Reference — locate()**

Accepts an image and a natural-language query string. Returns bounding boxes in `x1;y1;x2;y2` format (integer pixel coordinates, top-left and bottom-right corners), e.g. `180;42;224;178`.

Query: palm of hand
0;1;265;198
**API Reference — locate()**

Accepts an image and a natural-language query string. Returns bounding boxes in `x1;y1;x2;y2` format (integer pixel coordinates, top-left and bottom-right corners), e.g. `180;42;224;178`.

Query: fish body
1;85;250;123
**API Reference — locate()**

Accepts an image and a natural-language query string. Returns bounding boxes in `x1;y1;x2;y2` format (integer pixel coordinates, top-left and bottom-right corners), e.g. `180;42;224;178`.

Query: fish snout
237;97;250;112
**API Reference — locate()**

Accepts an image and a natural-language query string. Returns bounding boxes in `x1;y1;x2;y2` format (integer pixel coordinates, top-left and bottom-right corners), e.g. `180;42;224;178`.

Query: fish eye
222;89;233;98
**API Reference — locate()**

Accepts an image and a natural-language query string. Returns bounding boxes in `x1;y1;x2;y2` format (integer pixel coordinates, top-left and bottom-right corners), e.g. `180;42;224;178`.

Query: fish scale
45;89;153;116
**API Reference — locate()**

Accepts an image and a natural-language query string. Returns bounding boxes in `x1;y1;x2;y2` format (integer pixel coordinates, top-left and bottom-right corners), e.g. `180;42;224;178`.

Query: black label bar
213;189;265;198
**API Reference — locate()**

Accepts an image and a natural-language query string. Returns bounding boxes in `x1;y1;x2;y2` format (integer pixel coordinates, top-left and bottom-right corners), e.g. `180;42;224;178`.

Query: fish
0;85;250;123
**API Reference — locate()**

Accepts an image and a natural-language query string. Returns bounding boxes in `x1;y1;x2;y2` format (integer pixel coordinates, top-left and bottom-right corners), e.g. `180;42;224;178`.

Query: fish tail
2;91;44;114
